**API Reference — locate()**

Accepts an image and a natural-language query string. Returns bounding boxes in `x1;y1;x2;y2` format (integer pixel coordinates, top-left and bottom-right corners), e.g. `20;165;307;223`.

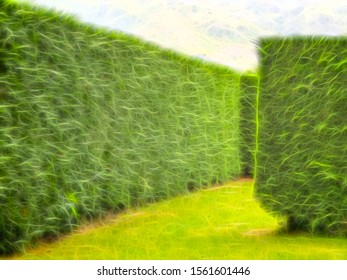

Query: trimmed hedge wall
239;73;258;177
255;36;347;234
0;1;241;254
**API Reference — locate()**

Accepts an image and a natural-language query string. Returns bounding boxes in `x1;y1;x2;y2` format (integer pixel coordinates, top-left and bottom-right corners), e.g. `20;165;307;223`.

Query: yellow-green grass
5;179;347;260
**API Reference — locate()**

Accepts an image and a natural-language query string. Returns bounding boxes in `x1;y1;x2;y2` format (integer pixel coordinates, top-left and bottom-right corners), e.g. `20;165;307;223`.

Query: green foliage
255;36;347;235
0;1;241;254
239;73;258;177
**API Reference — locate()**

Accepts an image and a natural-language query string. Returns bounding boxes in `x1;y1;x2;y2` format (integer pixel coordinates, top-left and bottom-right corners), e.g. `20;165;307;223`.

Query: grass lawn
5;179;347;260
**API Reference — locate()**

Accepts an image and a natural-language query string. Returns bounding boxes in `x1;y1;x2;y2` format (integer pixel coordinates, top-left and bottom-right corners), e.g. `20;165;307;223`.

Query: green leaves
239;73;258;177
255;36;347;235
0;0;241;254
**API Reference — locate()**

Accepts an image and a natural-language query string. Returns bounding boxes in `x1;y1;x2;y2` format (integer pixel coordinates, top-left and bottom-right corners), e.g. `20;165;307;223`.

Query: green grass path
7;179;347;259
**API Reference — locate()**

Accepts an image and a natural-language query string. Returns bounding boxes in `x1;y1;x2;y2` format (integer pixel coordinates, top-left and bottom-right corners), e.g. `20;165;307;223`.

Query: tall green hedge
239;73;258;177
255;36;347;234
0;1;241;254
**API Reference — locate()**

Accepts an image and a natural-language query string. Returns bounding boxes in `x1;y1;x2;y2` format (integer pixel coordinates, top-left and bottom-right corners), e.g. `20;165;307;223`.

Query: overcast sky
20;0;347;71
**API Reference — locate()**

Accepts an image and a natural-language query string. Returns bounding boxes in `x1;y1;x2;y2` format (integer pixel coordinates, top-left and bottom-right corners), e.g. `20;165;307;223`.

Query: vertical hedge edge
239;73;258;177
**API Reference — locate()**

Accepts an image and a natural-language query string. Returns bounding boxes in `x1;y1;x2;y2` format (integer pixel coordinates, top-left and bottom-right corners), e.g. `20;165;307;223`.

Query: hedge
255;36;347;234
239;73;258;177
0;1;241;254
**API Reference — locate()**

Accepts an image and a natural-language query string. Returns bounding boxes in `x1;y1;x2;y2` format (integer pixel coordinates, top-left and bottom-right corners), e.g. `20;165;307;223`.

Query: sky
20;0;347;71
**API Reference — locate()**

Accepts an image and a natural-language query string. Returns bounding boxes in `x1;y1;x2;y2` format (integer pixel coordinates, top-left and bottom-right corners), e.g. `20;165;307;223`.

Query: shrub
255;36;347;235
239;73;258;177
0;1;241;254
